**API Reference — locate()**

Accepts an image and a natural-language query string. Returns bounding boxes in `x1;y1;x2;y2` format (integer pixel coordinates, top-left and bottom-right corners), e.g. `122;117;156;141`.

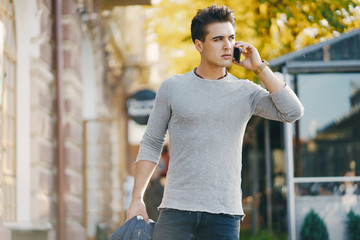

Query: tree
300;209;329;240
147;0;360;80
347;210;360;240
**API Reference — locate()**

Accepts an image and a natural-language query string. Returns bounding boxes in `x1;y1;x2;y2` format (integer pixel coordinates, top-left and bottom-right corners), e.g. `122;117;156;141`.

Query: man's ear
194;39;203;53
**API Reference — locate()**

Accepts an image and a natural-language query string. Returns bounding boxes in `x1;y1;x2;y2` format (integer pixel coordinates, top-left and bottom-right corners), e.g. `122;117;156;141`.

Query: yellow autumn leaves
146;0;360;80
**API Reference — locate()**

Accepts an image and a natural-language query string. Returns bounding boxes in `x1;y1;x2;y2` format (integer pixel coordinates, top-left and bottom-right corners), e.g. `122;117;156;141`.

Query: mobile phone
233;47;241;63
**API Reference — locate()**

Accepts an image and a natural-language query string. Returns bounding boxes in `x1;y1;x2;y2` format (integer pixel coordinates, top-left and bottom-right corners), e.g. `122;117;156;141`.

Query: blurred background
0;0;359;239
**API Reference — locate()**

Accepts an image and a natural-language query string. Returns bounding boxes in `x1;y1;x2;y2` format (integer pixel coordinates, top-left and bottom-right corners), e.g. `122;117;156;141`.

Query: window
294;73;360;179
1;0;16;222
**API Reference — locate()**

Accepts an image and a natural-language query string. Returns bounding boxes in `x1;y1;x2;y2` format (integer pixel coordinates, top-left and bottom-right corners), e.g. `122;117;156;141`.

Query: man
126;4;304;240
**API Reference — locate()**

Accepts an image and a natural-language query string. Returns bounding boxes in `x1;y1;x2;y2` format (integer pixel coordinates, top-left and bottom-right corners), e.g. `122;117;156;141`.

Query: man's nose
223;39;231;49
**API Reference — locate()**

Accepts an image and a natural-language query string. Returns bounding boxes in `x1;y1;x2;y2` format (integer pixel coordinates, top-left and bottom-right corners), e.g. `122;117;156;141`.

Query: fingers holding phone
233;41;262;70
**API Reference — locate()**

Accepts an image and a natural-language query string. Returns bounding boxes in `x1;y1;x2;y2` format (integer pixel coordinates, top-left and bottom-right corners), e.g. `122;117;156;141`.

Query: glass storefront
292;73;360;239
269;28;360;240
294;73;360;179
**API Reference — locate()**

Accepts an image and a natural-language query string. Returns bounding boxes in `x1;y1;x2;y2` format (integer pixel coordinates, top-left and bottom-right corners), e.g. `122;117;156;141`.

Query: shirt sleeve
136;79;172;164
251;83;304;123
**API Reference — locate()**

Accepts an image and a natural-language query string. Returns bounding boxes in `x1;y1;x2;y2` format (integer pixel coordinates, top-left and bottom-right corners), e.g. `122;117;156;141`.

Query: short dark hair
191;4;236;43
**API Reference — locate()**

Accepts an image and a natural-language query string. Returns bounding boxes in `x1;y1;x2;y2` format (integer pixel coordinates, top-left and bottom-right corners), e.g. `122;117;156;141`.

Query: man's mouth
221;54;232;59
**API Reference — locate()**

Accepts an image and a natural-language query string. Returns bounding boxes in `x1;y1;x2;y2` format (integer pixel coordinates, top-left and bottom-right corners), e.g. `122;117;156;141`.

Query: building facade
0;0;158;239
270;28;360;240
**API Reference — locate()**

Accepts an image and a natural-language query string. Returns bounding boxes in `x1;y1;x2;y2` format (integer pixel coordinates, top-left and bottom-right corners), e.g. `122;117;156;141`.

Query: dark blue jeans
153;208;241;240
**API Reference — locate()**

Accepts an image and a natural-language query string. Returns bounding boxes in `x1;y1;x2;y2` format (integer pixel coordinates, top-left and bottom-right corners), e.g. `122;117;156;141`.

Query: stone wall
0;1;144;239
30;0;57;229
62;0;86;238
31;0;87;238
82;5;129;237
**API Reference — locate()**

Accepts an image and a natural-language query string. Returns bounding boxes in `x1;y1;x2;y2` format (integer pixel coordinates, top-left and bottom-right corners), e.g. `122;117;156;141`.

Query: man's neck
196;64;227;80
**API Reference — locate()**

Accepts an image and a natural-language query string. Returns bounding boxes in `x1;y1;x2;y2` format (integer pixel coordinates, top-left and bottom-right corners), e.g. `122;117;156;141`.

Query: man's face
198;22;236;68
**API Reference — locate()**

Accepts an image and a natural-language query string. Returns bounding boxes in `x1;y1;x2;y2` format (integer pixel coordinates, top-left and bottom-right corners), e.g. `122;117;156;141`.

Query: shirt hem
158;204;245;216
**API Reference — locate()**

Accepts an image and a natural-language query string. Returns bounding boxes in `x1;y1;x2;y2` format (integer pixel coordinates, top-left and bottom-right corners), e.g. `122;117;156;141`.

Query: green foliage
300;209;329;240
241;229;287;240
347;210;360;240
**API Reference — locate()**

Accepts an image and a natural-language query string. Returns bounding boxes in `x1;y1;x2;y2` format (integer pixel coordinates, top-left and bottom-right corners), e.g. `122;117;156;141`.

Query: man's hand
232;41;285;93
125;160;157;222
126;198;149;222
232;41;262;71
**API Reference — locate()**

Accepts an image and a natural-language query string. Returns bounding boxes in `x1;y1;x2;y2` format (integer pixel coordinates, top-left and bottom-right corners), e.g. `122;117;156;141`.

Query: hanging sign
126;89;156;125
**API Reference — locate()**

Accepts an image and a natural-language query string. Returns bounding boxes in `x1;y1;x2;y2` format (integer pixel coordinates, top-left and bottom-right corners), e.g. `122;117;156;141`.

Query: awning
270;28;360;73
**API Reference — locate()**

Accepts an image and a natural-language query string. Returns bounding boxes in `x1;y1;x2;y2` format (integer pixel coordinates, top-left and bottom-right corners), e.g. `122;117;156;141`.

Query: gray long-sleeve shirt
136;70;304;216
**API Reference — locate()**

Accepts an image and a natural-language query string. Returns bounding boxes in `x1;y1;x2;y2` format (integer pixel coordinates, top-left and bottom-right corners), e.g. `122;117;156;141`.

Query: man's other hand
126;198;149;222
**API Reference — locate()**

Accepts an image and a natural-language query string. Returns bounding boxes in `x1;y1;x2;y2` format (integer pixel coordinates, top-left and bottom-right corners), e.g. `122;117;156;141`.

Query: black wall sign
126;89;156;125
